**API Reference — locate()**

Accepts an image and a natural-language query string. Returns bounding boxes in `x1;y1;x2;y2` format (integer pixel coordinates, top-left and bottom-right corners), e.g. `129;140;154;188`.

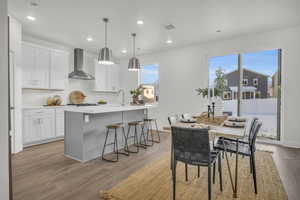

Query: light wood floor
12;132;300;200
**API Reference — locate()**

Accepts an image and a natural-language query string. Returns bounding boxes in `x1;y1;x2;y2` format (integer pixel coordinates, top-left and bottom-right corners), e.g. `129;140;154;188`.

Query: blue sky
141;64;159;84
209;49;279;86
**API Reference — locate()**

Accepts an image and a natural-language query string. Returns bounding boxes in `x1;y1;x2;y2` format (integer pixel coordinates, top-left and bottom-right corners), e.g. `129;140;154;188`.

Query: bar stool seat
106;123;123;129
102;122;129;162
128;121;143;126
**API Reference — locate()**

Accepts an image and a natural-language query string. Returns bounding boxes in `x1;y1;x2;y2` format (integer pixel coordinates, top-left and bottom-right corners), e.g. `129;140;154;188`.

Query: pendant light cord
105;20;107;47
132;33;136;57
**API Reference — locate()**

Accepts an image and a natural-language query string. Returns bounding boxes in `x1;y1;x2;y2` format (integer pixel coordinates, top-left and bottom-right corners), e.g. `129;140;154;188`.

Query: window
139;64;159;102
223;91;231;100
243;79;248;86
224;79;228;86
253;78;258;86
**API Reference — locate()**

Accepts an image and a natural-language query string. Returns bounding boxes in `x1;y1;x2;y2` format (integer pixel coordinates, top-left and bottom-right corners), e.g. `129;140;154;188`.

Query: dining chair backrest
171;126;211;165
249;120;262;151
246;117;259;141
168;115;180;125
182;113;192;120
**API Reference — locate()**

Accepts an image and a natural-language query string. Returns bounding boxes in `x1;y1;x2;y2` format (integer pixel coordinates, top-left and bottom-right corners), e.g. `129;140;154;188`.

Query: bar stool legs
145;119;160;144
125;123;139;153
102;124;129;162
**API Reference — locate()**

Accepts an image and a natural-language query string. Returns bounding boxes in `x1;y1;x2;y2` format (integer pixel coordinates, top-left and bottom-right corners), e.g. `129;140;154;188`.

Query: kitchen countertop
64;104;155;114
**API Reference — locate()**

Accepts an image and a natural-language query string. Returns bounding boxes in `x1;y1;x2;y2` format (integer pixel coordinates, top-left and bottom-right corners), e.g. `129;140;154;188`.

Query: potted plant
130;87;143;104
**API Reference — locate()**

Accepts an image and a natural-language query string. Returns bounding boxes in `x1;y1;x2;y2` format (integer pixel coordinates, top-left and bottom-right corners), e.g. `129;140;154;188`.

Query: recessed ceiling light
137;20;144;25
121;49;127;53
166;39;173;44
26;16;36;21
86;36;93;42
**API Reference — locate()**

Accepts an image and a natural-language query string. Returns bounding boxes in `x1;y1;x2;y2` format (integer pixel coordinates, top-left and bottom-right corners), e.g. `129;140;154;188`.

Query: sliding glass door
209;49;281;140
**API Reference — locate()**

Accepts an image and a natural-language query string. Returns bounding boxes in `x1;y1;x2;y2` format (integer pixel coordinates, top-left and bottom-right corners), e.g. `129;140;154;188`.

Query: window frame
253;78;259;86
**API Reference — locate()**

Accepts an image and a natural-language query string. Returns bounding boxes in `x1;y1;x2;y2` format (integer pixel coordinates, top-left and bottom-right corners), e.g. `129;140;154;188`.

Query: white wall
21;35;120;106
120;25;300;148
0;0;10;199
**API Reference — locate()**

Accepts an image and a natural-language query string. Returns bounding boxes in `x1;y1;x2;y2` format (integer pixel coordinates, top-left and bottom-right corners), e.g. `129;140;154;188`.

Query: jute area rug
100;151;287;200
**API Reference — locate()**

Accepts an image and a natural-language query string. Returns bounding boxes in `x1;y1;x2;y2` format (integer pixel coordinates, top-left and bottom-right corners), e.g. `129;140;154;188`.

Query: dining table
170;120;245;198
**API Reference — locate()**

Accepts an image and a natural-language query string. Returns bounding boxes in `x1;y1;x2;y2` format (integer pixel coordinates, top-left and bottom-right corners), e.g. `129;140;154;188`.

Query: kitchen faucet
118;89;125;106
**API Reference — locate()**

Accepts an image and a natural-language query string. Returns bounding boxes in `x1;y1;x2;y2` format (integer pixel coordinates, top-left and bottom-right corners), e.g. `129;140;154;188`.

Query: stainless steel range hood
69;48;94;80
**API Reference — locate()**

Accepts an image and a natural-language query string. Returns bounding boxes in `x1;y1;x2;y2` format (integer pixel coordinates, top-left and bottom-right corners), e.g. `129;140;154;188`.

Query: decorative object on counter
130;87;144;105
46;95;63;106
141;84;155;104
128;33;140;71
195;112;227;126
97;100;107;105
223;116;247;128
98;18;114;65
69;90;86;104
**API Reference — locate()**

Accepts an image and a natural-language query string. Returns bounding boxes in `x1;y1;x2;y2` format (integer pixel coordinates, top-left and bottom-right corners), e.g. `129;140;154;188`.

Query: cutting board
69;90;86;104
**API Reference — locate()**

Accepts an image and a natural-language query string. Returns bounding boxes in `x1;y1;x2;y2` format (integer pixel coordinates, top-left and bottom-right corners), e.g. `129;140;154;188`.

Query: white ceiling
8;0;300;58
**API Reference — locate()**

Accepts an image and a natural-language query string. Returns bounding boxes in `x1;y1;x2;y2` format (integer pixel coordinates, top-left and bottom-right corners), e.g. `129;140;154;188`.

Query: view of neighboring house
222;68;269;100
272;71;279;98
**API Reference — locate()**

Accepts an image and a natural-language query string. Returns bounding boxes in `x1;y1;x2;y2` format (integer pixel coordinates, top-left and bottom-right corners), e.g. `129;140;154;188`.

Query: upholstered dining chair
215;120;262;194
171;126;223;200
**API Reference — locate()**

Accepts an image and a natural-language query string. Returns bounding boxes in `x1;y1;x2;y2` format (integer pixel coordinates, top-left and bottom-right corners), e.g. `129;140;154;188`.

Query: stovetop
67;103;99;107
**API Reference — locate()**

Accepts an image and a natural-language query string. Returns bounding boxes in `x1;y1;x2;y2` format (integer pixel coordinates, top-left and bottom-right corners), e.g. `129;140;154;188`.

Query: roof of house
224;68;269;77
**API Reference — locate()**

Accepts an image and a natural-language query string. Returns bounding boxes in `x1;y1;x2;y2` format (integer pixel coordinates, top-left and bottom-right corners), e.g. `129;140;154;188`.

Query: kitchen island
64;104;153;162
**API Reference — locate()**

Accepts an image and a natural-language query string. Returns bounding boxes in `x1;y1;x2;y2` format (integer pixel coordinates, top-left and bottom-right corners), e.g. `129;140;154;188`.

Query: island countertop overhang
63;104;156;114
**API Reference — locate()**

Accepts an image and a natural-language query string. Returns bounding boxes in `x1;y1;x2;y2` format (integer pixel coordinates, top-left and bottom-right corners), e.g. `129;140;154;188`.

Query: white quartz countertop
64;104;156;114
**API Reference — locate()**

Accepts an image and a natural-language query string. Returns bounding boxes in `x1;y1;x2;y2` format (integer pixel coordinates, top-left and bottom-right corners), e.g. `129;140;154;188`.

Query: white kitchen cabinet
23;109;56;146
94;61;120;92
35;46;51;88
50;50;68;90
22;43;36;88
22;42;68;90
55;108;65;137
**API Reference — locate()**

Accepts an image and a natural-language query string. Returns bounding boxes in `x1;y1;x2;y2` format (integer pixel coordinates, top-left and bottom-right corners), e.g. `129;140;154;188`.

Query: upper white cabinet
94;61;120;92
50;50;68;90
22;42;69;90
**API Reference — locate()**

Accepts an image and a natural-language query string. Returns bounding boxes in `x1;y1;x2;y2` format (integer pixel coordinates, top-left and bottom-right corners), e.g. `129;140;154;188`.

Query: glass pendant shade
98;18;114;65
128;33;140;71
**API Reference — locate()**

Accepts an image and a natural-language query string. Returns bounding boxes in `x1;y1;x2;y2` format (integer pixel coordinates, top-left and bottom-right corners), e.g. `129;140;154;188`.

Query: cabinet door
111;65;120;91
23;112;41;144
22;43;51;89
50;50;68;90
35;46;51;88
55;108;65;137
94;61;107;91
40;110;55;140
22;43;36;88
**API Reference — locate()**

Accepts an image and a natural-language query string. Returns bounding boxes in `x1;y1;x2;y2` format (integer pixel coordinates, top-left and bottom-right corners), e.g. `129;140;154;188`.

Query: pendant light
98;18;114;65
128;33;140;71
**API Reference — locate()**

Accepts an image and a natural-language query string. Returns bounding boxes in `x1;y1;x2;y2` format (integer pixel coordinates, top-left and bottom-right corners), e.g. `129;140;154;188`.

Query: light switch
84;115;90;123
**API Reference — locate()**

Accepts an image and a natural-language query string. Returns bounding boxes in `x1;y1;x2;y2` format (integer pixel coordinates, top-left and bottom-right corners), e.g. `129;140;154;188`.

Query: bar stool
125;121;147;153
144;118;160;146
102;123;129;162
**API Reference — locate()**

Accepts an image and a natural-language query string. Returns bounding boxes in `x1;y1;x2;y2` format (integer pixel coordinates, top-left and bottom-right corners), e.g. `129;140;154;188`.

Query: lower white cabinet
55;108;65;137
23;108;65;146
